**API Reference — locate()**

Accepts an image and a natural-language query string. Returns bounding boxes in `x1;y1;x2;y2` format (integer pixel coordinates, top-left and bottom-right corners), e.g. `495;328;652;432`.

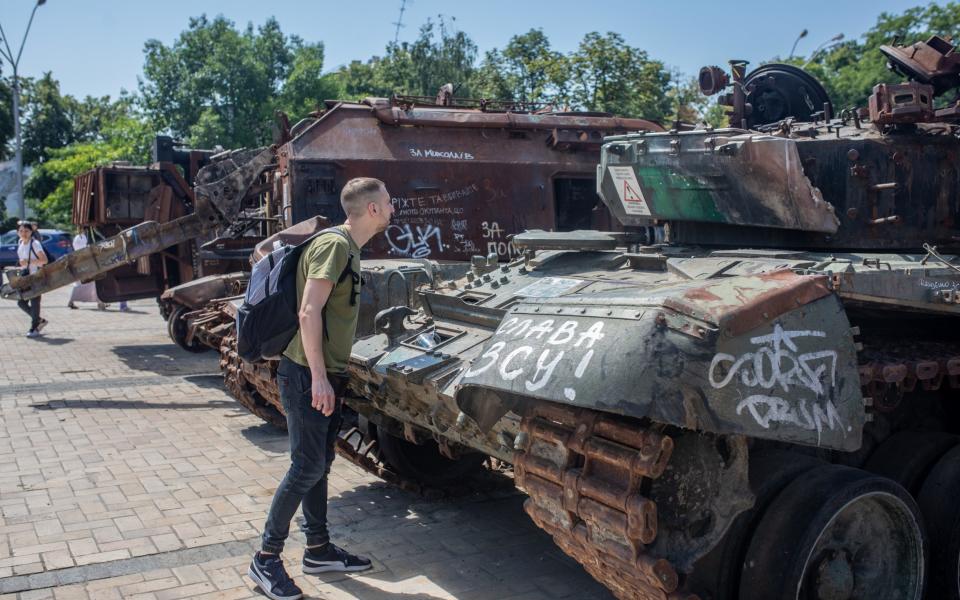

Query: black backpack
236;227;358;362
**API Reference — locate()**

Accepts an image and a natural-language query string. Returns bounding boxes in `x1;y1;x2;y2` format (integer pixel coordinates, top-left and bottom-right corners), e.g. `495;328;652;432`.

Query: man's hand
311;374;336;416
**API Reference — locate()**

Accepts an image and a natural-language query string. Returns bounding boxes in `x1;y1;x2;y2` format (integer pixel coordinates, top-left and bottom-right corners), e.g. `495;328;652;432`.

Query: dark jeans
17;296;41;330
261;356;346;554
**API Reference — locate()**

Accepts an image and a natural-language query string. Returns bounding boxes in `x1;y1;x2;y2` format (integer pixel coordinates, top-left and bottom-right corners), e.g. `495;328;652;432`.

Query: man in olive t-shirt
283;225;361;372
250;178;394;600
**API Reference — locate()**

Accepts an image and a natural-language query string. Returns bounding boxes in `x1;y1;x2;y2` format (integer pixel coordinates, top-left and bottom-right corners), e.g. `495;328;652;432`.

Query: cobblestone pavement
0;287;613;600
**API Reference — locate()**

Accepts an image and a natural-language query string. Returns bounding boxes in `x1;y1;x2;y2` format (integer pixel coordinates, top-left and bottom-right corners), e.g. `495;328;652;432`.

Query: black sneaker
36;319;48;332
247;552;303;600
302;543;372;574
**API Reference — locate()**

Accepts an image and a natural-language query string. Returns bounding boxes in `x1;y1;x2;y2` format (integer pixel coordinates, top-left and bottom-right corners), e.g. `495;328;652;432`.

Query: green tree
569;32;672;120
277;45;342;117
334;17;478;99
0;66;12;161
20;72;73;164
472;29;569;106
786;3;960;110
139;15;330;148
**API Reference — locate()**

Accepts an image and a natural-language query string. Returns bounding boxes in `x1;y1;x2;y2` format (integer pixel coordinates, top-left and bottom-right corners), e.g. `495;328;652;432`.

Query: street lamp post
789;29;808;59
0;0;47;220
804;33;845;68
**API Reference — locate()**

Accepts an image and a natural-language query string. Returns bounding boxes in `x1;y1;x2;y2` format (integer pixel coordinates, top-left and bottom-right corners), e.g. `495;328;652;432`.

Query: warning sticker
608;166;651;216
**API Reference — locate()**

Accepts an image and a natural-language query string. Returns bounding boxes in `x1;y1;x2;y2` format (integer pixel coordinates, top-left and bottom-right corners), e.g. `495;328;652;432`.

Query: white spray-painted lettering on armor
385;223;444;259
707;323;847;437
464;317;605;400
408;147;475;160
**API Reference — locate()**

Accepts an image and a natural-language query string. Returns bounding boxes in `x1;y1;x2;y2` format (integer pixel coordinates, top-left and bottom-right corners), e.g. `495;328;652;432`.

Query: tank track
217;333;508;497
219;333;287;429
859;340;960;398
514;403;689;600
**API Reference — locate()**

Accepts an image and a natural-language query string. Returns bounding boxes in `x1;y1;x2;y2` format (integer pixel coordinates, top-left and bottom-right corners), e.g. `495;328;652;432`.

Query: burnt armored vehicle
334;37;960;599
70;137;266;351
58;96;661;351
70;137;245;305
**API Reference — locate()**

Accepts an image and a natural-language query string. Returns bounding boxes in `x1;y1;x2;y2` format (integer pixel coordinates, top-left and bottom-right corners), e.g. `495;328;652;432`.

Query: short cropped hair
340;177;386;217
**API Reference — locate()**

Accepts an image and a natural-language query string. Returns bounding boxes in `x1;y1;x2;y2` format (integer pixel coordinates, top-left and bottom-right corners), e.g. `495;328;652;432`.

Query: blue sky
1;0;929;100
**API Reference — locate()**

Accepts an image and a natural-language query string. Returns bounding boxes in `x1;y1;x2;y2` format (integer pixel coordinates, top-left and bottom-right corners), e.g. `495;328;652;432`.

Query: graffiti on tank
386;224;445;259
391;185;477;220
708;323;848;438
464;317;605;400
408;148;475;160
481;221;504;239
488;240;520;258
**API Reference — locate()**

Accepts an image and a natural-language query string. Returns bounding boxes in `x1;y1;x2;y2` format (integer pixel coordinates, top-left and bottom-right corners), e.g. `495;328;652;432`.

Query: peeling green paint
636;166;727;222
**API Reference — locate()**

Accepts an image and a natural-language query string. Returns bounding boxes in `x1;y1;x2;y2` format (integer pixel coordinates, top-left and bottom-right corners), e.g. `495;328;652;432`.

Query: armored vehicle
51;96;661;351
327;38;960;600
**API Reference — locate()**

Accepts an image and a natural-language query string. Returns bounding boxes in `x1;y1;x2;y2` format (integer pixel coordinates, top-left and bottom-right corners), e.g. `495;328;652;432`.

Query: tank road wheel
167;304;210;353
375;427;485;488
917;445;960;600
864;430;959;494
687;450;825;599
739;465;926;600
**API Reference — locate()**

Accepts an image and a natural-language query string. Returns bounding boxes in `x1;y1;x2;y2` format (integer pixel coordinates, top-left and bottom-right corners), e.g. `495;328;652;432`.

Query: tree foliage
333;23;673;121
567;32;672;119
472;29;568;105
333;18;479;99
781;2;960;110
139;15;338;149
0;66;12;161
20;73;73;165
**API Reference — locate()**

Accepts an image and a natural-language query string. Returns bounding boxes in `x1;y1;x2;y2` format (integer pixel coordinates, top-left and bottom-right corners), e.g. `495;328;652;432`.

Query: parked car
0;229;74;268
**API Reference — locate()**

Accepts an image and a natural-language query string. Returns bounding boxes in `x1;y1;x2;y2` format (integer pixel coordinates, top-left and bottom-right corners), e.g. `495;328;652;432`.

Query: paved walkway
0;287;611;599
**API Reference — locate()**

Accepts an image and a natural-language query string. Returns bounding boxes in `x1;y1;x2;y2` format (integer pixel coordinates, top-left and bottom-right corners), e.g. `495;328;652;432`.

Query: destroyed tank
334;37;960;600
54;94;661;352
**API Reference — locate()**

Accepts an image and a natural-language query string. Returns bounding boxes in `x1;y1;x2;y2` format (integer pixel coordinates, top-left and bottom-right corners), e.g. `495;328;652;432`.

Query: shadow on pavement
291;481;612;600
183;373;228;389
240;422;288;453
111;343;220;376
30;398;239;411
27;336;74;346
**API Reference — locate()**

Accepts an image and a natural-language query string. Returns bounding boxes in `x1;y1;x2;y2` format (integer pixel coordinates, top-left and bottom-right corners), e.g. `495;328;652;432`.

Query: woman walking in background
67;227;107;310
16;221;48;337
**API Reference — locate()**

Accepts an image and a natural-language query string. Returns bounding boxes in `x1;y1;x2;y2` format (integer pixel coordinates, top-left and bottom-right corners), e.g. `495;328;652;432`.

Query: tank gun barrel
1;147;275;301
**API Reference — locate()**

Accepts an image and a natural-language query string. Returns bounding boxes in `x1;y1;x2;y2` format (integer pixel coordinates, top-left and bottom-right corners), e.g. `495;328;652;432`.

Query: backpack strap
30;241;46;264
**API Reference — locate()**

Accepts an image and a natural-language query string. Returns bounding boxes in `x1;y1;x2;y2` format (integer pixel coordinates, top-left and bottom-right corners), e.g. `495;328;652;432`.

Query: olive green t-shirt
282;226;361;373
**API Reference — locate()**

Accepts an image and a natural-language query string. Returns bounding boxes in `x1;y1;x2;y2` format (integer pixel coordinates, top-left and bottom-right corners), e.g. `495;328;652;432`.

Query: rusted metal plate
279;102;662;263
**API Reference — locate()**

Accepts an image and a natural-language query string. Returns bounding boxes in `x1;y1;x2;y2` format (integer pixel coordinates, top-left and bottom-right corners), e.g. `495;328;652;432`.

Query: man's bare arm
299;277;336;415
